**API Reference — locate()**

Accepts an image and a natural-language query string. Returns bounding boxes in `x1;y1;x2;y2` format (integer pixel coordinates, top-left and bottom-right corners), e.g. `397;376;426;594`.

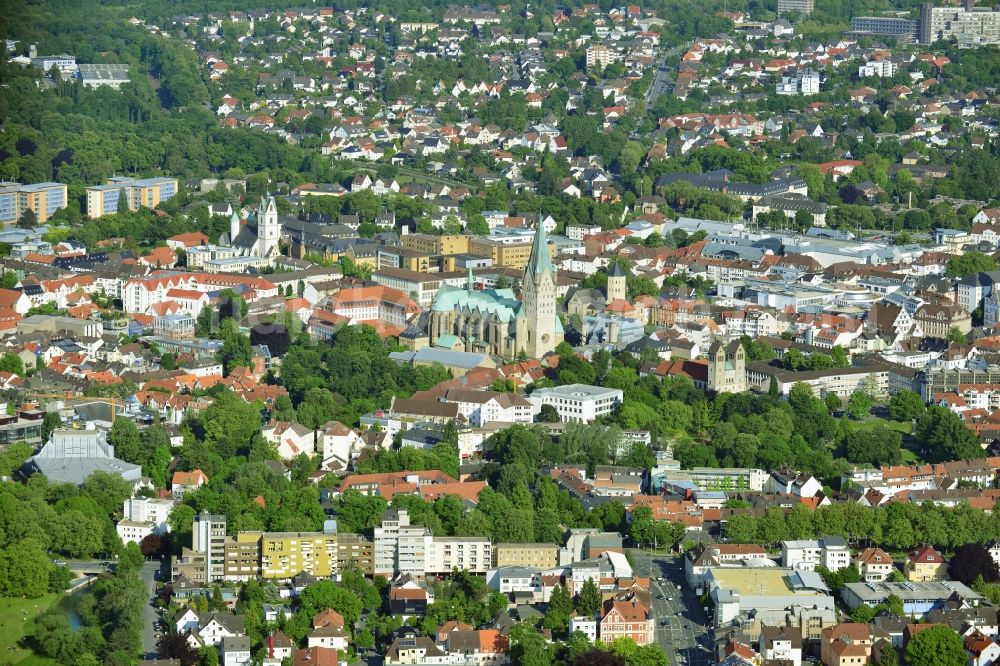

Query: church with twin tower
427;217;563;359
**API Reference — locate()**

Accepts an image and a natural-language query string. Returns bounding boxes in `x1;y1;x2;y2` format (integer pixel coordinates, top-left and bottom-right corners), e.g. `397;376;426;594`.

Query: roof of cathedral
430;285;522;321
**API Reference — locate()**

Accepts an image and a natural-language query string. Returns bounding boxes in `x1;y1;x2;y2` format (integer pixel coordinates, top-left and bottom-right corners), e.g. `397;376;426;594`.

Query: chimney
268;634;273;658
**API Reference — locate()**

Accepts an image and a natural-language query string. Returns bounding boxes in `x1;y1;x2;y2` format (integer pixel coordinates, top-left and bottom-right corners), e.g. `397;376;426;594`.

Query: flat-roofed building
494;543;560;569
86;176;178;218
258;531;338;580
337;533;374;575
224;532;262;582
526;384;624;423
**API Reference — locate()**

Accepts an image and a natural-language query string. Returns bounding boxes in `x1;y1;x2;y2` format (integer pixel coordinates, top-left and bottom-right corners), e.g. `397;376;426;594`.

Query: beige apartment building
493;543;560;569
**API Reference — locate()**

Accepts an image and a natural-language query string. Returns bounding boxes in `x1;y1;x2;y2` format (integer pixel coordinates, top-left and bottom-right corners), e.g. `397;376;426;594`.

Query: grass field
0;595;60;666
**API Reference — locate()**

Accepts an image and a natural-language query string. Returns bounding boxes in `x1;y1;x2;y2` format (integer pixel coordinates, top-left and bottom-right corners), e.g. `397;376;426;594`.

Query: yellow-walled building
259;532;338;580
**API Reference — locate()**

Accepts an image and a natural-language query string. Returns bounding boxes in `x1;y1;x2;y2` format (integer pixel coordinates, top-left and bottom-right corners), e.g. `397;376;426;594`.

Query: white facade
426;538;492;574
569;616;598;642
781;538;851;571
116;496;175;545
526;384;623;423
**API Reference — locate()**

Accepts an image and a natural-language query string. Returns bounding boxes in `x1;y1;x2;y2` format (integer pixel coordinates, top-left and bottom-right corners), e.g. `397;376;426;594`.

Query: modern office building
0;181;68;223
85;176;178;218
919;1;1000;45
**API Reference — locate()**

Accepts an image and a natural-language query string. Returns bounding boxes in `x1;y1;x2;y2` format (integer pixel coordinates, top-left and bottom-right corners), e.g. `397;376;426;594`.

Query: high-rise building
85;176;178;219
586;44;616;72
374;508;410;575
0;182;68;223
193;511;228;582
224;532;262;582
777;0;814;16
919;1;1000;45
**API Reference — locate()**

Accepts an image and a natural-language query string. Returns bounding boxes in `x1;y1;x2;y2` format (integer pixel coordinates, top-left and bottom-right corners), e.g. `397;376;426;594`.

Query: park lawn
0;594;60;666
848;416;913;436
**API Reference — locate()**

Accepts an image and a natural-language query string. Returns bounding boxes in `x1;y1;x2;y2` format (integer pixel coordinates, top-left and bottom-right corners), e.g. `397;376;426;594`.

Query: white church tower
229;211;240;243
256;195;279;256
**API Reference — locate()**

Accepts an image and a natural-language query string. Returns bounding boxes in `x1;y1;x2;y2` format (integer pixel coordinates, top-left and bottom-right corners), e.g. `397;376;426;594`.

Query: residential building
86;177;178;218
586;44;616;72
776;69;820;95
337;532;374;575
0;182;68;223
778;0;814;15
841;580;981;615
223;532;262;583
820;623;875;666
494;543;560;569
257;531;338;580
905;546;948;581
781;538;851;571
855;548;894;582
600;596;654;646
919;2;1000;45
194;512;228;582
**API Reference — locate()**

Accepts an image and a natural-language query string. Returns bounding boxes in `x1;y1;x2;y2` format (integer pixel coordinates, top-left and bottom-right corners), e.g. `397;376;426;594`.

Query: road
630;550;714;666
140;561;161;659
645;45;684;106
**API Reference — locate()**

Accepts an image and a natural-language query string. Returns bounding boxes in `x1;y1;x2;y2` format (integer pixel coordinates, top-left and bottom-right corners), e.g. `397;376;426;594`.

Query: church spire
525;213;555;278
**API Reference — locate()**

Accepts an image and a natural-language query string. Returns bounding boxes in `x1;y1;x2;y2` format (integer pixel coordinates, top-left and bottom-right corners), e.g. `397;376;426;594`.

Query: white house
781;537;851;571
440;389;534;427
320;421;363;470
261;421;316;460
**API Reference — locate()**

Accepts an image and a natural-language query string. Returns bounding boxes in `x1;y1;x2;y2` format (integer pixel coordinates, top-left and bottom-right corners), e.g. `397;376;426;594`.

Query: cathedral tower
257;195;279;256
520;216;563;358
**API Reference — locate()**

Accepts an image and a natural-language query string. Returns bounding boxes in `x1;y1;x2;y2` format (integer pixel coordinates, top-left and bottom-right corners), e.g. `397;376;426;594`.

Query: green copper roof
526;216;556;277
431;284;522;322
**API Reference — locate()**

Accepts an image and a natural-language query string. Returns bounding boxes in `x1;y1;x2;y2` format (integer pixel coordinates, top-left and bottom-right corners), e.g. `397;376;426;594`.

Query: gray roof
29;429;141;485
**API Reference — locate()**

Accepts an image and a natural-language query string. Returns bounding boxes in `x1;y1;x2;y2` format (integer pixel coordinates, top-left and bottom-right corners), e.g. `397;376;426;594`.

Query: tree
846;391;873;419
109;418;143;465
510;623;552;666
948;543;1000;585
577;578;602;618
889;390;925;421
904;626;966;666
915;406;984;462
17;208;37;228
0;352;24;375
947;251;998;278
42;411;62;441
844;425;902;466
537;404;560;423
825;393;842;412
158;631;199;666
81;470;133;516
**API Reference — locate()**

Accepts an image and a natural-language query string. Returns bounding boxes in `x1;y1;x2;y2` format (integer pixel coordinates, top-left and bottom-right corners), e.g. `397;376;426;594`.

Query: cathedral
223;195;281;258
427;218;563;359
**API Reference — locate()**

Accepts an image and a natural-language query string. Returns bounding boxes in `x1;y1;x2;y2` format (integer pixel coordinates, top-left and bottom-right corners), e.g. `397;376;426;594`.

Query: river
57;585;90;630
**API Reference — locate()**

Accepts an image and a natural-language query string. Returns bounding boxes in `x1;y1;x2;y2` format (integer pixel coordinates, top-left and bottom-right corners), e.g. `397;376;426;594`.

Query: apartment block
0;182;68;223
426;537;492;574
86;176;178;218
259;531;338;580
920;1;1000;45
778;0;814;15
337;532;374;575
193;512;228;582
224;532;263;582
494;543;560;569
586;44;616;72
467;236;555;270
375;508;410;575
